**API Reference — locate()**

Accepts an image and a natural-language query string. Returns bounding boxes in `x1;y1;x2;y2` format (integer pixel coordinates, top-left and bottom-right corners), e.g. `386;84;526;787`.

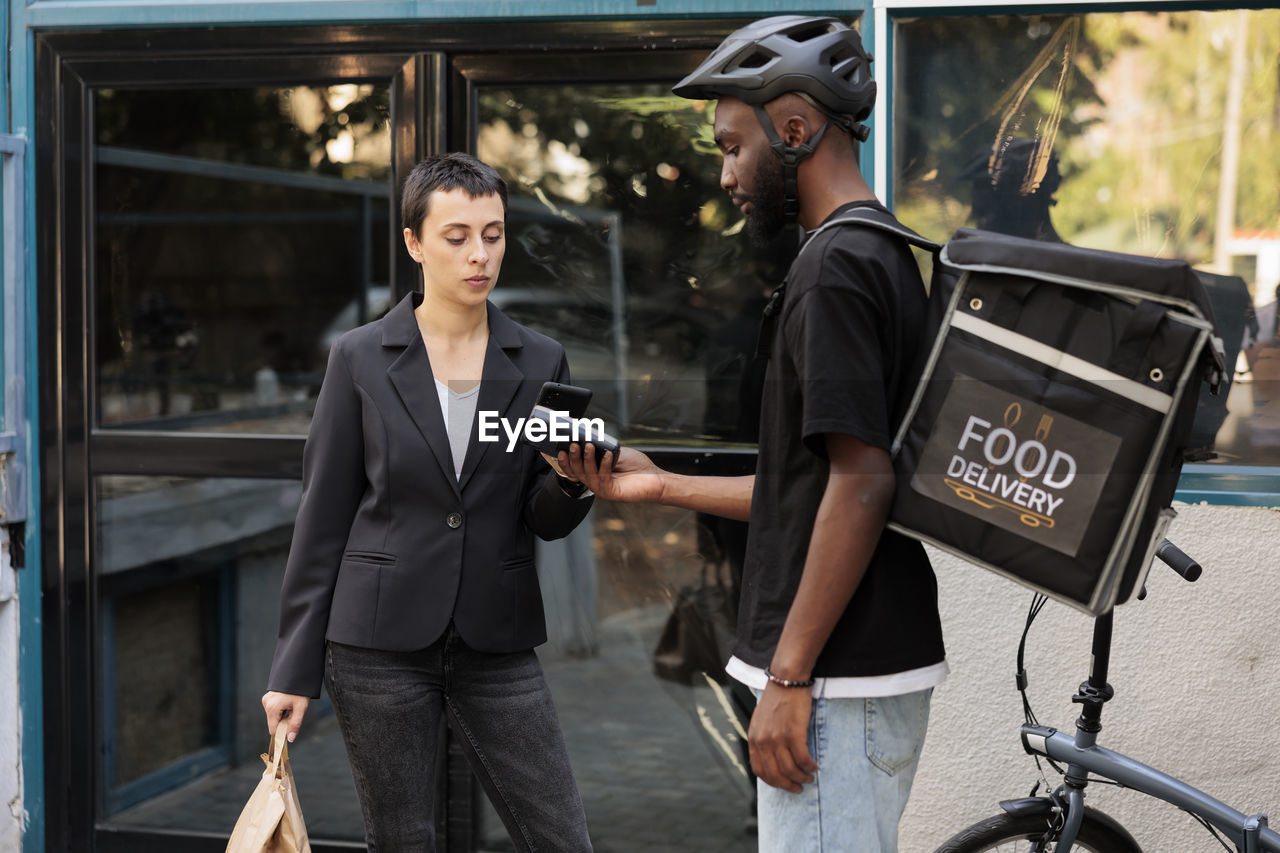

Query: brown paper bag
226;725;312;853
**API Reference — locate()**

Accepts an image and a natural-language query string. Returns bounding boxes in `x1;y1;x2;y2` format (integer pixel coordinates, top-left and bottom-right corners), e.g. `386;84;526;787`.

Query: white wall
904;503;1280;851
0;525;22;852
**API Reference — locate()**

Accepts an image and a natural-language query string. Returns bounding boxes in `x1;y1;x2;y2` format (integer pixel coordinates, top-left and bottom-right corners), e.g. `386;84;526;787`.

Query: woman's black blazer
268;292;594;698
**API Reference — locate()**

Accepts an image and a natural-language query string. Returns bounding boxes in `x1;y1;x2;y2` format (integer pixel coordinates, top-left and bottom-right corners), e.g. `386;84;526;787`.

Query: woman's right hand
262;691;311;743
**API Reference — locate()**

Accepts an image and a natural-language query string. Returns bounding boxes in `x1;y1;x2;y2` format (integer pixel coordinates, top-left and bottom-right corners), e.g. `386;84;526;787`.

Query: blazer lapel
457;304;524;492
384;294;461;497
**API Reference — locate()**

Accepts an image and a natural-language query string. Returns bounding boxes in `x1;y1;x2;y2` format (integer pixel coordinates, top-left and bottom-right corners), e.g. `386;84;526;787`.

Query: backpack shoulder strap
758;208;940;362
802;207;941;256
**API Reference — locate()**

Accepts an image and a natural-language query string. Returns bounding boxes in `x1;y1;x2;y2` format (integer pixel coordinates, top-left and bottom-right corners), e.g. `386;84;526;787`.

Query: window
473;75;781;446
39;36;423;851
97;476;302;818
95;86;392;434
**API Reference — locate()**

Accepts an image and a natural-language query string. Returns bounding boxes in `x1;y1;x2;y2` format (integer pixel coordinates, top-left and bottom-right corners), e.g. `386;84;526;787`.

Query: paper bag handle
267;722;290;778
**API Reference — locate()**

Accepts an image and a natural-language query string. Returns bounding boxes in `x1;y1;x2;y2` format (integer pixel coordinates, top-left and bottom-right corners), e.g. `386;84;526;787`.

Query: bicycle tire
935;807;1143;853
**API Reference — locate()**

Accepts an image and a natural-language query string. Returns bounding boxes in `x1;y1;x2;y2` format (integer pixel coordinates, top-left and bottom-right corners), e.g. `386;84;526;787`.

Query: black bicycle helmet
676;16;875;239
673;16;876;125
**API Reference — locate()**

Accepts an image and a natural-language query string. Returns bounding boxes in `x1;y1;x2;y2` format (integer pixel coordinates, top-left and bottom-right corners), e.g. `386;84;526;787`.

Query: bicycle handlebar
1155;539;1202;582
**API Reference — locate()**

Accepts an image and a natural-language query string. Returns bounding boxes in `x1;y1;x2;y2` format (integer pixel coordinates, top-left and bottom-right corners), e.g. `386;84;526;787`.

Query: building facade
3;1;1279;851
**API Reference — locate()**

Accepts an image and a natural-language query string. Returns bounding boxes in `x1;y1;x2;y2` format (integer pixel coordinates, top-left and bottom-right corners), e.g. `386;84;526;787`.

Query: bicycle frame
1019;725;1280;852
1017;610;1279;853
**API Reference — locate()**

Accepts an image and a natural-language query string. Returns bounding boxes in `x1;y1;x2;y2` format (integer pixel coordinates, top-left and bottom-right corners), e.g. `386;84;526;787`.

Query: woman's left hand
262;691;311;743
541;452;575;480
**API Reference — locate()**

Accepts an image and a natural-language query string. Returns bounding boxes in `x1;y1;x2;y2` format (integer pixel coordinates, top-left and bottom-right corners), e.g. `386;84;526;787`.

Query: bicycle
935;540;1280;853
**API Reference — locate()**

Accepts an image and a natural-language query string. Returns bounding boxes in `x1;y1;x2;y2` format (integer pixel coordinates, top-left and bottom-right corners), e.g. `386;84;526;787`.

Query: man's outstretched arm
559;443;754;522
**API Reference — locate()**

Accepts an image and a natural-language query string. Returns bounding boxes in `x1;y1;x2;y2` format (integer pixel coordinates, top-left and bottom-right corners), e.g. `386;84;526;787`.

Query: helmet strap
752;105;830;240
793;92;871;143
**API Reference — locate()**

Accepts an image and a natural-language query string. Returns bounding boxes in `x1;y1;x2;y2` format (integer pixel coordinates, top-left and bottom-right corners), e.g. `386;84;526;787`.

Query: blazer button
446;512;463;529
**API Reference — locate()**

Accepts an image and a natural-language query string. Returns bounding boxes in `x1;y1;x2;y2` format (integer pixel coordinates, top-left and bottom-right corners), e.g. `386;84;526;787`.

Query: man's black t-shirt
734;200;946;678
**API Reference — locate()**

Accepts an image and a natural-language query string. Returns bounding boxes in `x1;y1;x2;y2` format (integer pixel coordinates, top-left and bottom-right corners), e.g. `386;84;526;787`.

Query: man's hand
559;443;664;503
748;684;819;793
262;691;310;743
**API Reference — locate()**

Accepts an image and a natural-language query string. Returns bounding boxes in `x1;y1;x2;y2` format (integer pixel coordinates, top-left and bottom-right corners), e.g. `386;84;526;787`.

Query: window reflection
94;86;391;434
478;84;774;445
502;501;757;851
896;9;1280;465
90;74;783;851
473;80;773;851
93;476;756;849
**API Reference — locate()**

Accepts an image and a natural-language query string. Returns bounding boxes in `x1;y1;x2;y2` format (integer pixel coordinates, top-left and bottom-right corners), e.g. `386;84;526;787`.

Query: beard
744;153;787;247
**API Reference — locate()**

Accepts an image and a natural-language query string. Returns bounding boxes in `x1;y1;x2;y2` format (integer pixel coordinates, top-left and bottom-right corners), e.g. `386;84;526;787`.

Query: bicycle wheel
935;807;1143;852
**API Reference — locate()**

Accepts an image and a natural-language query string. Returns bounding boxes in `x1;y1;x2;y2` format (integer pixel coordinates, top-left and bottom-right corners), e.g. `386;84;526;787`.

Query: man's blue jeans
325;628;592;852
752;687;932;852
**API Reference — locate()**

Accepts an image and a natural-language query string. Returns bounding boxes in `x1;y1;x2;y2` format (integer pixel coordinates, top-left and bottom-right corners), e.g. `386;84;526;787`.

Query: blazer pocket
328;556;389;646
342;550;396;566
501;556;534;572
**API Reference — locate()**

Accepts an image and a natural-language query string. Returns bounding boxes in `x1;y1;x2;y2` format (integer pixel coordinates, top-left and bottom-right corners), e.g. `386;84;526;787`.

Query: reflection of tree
94;87;391;414
1059;10;1280;259
478;85;772;440
894;14;1098;239
896;10;1280;269
478;86;746;306
95;86;389;178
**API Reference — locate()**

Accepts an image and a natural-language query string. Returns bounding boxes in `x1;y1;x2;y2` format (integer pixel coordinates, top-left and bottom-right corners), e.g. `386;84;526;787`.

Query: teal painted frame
876;0;1280;507
22;0;855;29
857;4;877;191
1174;465;1280;507
1;130;37;853
8;1;45;852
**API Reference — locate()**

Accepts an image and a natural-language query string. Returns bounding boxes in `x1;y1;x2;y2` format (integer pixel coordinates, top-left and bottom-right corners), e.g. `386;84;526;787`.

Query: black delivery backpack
802;211;1224;615
896;228;1225;614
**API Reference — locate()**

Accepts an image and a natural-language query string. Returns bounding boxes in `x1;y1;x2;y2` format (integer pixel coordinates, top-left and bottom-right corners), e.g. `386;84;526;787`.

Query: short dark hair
401;153;509;237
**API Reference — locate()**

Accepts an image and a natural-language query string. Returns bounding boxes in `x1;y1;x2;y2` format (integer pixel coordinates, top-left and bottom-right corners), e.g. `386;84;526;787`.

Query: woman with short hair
262;152;594;852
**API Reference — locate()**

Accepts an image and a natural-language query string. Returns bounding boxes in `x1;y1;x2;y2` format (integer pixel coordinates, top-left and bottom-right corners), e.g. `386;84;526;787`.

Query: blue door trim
24;0;842;30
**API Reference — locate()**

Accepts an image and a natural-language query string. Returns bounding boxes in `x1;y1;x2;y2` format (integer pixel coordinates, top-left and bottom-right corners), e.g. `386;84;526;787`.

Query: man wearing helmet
560;16;946;851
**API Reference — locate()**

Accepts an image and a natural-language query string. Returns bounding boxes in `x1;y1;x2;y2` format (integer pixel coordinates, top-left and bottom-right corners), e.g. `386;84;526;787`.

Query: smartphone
535;381;593;419
522;381;620;465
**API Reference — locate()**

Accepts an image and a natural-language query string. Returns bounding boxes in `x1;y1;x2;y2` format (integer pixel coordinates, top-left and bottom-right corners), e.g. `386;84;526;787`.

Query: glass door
38;33;425;852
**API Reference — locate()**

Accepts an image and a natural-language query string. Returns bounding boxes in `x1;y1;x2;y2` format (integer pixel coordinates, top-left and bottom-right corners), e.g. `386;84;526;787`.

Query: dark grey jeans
324;628;592;852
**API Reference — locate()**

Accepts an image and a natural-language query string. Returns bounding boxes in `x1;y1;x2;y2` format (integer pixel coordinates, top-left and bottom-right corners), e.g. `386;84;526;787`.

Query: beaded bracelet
764;666;815;689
